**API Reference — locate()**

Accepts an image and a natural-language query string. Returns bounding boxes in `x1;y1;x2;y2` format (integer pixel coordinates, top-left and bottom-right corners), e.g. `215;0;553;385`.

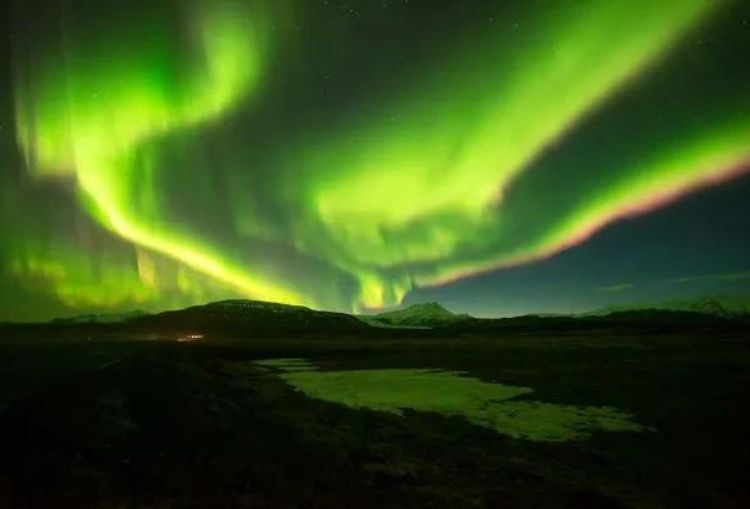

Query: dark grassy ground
1;332;749;508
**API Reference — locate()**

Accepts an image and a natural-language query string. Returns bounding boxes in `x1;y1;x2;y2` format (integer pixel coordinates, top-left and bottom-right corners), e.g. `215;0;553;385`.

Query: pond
255;358;652;442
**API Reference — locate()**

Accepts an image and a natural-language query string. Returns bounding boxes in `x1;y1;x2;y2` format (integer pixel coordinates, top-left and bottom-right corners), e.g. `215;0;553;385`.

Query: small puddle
255;358;652;442
255;358;319;371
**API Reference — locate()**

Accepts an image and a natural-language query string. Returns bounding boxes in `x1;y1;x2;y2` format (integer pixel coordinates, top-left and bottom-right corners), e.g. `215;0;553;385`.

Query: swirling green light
14;0;305;305
8;0;750;315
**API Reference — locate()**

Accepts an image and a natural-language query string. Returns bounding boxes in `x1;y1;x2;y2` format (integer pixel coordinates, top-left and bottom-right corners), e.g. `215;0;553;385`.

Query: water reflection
256;358;652;441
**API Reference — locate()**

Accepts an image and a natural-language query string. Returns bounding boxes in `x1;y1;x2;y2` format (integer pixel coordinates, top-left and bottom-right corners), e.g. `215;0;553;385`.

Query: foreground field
1;333;749;508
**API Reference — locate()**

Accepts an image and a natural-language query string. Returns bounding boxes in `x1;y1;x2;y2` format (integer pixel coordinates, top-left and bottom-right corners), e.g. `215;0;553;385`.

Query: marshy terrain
1;330;749;508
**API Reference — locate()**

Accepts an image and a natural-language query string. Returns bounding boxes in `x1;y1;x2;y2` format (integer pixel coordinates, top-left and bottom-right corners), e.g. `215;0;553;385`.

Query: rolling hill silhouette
128;300;371;337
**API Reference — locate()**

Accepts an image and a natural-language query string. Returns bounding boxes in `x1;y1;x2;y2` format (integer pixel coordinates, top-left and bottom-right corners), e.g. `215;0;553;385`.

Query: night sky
1;0;749;321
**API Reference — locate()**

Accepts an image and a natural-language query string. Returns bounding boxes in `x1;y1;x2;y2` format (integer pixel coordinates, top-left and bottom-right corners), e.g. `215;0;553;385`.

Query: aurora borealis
2;0;750;320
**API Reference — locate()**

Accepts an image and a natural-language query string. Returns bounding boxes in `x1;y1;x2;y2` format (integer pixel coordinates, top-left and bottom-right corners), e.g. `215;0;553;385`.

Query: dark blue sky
411;172;750;316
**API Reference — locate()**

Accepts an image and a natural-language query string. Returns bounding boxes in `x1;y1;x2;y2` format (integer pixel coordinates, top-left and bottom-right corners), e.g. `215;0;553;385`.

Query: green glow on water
258;360;651;442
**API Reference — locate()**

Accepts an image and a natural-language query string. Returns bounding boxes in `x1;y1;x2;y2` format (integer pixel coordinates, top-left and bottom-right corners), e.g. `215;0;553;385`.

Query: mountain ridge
127;299;370;337
1;297;748;343
362;302;471;328
586;293;750;318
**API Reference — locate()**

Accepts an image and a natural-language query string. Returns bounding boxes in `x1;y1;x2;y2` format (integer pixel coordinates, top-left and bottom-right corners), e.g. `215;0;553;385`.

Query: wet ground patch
258;359;651;441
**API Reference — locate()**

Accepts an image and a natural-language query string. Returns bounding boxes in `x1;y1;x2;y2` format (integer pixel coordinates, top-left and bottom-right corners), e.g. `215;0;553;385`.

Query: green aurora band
5;0;750;314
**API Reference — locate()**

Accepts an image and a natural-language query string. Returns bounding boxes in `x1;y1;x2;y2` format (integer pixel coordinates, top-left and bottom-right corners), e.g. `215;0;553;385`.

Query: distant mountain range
448;309;738;334
1;296;747;342
361;302;471;328
588;294;750;318
50;310;150;324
